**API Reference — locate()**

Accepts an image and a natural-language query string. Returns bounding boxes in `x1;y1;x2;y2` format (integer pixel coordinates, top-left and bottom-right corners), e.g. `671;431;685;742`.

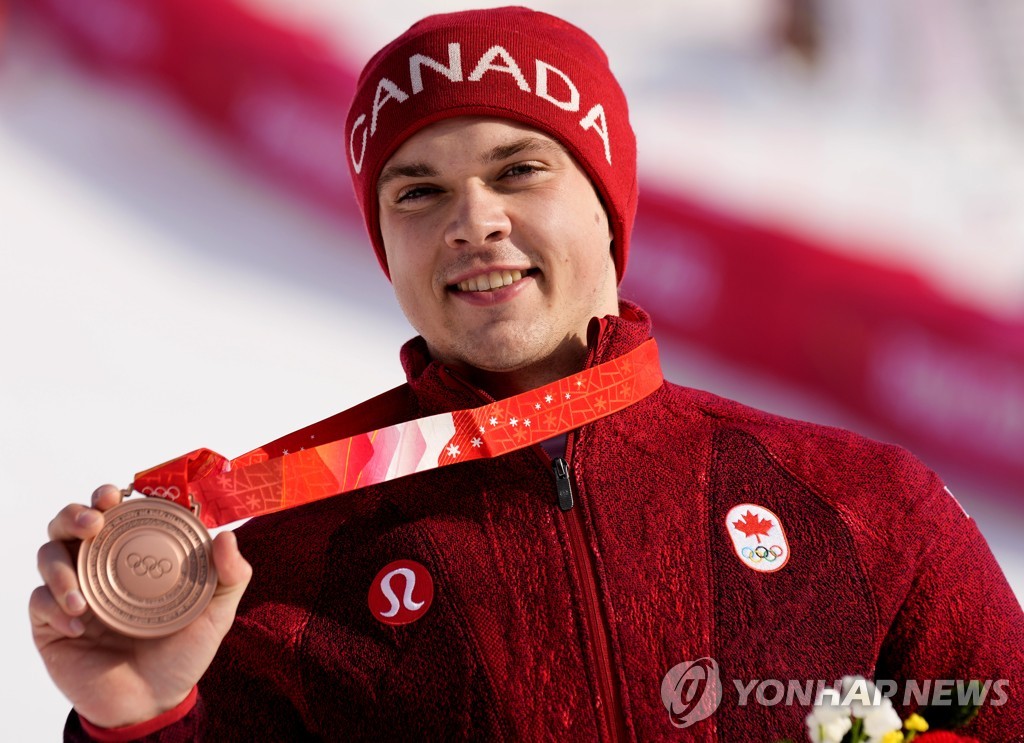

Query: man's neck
446;338;592;399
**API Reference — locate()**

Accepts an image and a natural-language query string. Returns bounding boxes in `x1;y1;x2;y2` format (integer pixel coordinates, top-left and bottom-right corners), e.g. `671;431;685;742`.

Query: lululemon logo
368;559;434;626
660;657;722;728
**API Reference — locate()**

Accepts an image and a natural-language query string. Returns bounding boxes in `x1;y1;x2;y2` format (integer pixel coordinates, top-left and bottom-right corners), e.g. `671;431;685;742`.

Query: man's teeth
457;269;524;292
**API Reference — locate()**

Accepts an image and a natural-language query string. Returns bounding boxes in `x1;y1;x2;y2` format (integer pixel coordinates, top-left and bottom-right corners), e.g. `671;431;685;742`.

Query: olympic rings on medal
126;553;174;579
141;485;181;501
740;545;785;563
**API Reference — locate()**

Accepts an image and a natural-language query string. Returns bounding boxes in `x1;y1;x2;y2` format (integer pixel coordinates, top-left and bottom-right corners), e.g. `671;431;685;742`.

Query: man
30;7;1024;741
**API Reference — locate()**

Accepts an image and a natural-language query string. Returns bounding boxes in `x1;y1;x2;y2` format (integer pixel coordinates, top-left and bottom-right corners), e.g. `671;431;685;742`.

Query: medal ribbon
132;339;662;528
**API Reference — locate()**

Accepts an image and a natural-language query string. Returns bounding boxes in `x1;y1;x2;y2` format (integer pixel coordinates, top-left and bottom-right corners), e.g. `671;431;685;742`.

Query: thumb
202;530;251;638
210;530;252;597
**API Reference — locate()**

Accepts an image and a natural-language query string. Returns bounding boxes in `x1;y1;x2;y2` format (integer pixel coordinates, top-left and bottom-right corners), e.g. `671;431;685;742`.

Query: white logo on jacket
725;503;790;573
368;559;434;625
379;567;424;617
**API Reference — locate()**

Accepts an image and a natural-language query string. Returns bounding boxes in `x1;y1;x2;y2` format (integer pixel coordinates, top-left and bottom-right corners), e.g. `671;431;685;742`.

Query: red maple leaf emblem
732;510;774;543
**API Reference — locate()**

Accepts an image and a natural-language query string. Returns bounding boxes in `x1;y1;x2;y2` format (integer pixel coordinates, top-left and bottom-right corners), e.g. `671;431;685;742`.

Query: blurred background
2;0;1021;736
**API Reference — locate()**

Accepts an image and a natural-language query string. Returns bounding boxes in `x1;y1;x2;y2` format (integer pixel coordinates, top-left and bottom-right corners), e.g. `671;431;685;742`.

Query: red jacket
68;302;1024;741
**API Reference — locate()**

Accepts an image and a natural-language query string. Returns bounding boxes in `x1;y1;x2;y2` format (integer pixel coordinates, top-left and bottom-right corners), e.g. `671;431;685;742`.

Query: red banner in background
24;0;1024;494
624;192;1024;491
29;0;357;214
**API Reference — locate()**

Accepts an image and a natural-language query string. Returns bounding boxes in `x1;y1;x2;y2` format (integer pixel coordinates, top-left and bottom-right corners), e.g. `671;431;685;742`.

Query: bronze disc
78;498;217;638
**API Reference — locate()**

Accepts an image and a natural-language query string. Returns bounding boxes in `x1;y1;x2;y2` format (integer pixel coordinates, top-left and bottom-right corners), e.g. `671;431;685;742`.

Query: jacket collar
399;300;654;416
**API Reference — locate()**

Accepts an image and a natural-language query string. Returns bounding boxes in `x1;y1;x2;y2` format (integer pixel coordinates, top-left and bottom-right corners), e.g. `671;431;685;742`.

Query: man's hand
29;484;252;729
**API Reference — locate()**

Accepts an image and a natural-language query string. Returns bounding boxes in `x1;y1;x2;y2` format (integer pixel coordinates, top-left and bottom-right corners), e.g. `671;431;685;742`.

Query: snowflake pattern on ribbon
133;340;662;528
443;339;661;466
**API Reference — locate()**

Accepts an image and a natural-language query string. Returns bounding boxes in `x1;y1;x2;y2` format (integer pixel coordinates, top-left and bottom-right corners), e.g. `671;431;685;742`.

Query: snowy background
3;1;1022;737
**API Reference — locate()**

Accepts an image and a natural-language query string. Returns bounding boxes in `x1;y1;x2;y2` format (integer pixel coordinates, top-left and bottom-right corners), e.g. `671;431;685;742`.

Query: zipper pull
552;457;575;511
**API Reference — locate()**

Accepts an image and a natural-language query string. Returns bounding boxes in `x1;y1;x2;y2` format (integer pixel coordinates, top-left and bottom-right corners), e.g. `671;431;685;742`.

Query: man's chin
434;335;548;374
439;332;591;386
453;349;542;375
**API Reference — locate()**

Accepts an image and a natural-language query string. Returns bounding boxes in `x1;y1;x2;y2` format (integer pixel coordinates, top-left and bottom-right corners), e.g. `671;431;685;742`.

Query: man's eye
502;163;540;179
396;186;438;203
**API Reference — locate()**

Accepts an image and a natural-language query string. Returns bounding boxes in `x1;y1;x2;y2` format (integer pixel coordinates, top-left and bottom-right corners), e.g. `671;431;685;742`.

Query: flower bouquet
789;676;983;743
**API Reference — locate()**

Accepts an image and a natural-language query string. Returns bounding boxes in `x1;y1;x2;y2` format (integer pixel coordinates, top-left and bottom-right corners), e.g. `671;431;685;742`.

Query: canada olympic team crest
724;503;790;573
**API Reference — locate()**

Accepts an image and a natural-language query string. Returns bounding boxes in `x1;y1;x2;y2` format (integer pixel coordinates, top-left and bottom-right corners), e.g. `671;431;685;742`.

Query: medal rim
78;498;218;638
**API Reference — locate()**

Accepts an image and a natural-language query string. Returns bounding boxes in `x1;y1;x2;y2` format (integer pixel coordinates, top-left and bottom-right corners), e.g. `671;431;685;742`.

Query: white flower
843;677;881;718
839;676;861;693
837;675;901;741
805;686;853;743
805;713;852;743
862;699;902;742
810;688;850;723
805;676;905;743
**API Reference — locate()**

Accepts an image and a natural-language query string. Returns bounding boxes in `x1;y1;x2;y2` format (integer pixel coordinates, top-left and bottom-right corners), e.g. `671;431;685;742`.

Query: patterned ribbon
132;339;662;528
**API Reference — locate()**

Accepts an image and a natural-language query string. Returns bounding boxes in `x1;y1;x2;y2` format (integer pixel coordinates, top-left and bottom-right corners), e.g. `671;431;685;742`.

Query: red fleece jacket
67;302;1024;741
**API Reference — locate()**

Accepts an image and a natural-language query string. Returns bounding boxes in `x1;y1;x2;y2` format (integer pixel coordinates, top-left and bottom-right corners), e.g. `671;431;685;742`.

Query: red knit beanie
345;6;637;282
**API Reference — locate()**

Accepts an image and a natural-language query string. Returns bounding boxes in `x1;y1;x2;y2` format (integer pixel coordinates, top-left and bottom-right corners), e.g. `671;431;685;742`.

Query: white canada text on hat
349;43;611;175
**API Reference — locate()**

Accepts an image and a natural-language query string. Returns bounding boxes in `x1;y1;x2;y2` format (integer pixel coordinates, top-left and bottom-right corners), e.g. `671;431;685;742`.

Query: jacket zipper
552;455;627;743
442;365;628;739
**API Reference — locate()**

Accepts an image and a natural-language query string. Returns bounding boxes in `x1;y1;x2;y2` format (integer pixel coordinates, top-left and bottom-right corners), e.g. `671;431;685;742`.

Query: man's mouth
452;268;536;293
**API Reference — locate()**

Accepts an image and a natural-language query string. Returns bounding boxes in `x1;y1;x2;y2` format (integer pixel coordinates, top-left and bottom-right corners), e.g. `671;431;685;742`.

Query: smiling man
378;117;619;395
32;7;1024;742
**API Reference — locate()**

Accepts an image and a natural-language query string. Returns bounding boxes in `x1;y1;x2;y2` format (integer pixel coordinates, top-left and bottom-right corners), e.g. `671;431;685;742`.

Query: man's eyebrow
376;137;566;194
377;163;439;194
485;136;566;162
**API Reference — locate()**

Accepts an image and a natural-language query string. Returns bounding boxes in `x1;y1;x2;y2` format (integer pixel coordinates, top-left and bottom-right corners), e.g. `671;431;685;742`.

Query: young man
31;8;1024;741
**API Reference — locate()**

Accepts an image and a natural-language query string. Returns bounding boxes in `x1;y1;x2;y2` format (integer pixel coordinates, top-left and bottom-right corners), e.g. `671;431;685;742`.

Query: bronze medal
77;498;217;638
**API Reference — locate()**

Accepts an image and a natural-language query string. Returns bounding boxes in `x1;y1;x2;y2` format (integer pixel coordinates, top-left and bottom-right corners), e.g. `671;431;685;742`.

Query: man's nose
444;183;512;249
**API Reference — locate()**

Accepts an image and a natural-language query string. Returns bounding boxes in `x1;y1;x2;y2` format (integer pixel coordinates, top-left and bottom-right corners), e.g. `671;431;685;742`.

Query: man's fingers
29;585;86;640
46;504;103;543
91;484;124;510
211;531;252;592
46;486;124;543
36;540;88;617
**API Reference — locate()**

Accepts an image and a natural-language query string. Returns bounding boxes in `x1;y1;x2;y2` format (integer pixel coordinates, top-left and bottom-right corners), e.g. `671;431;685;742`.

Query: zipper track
564;499;626;742
443;365;627;739
553;451;626;743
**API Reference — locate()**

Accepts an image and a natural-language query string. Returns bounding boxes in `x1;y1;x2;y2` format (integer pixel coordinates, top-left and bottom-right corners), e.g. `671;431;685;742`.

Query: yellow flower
904;713;929;732
881;732;904;743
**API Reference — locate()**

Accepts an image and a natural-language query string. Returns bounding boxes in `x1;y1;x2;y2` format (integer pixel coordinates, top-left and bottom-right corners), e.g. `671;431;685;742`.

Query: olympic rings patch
740;545;785;563
725;503;790;573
